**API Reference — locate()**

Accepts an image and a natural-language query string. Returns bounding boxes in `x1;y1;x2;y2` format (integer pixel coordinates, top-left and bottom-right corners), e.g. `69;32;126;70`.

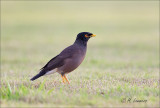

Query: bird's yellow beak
91;34;96;37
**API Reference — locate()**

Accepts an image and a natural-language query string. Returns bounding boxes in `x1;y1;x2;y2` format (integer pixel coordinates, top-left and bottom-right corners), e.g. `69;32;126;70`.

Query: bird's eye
85;34;89;38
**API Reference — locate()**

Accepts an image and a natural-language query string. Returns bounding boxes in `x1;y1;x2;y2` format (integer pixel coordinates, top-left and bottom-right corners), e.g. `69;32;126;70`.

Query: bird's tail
30;70;46;81
30;73;42;81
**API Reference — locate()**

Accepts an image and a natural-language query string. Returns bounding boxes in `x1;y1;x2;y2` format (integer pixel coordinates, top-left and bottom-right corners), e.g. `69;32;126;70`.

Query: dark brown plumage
30;32;96;84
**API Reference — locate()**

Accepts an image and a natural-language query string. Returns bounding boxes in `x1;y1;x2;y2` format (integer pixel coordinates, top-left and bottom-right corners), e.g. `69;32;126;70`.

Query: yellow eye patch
85;34;90;38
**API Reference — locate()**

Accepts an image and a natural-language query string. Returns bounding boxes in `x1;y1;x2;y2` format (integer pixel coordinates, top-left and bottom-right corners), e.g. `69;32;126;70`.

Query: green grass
1;1;159;107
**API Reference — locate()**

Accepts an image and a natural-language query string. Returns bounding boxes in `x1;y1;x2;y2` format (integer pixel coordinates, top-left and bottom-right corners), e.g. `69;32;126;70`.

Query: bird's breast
58;48;86;73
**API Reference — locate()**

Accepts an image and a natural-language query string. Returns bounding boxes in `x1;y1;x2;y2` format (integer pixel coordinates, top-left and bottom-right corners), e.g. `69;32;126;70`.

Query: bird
30;32;96;84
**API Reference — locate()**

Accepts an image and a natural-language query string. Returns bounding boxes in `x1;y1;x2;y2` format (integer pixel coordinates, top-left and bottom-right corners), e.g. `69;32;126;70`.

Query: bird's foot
61;75;70;84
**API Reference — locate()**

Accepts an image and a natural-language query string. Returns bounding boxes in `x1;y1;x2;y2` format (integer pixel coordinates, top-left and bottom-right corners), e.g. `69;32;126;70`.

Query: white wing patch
45;68;57;75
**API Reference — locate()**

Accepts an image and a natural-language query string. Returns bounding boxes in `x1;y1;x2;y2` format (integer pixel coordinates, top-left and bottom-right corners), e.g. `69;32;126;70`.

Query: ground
1;1;159;107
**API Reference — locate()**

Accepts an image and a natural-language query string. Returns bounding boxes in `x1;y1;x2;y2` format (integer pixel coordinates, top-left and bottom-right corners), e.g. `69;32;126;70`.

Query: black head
75;32;96;44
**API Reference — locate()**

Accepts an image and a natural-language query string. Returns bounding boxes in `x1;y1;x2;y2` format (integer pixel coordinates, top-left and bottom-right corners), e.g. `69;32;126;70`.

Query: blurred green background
1;1;159;107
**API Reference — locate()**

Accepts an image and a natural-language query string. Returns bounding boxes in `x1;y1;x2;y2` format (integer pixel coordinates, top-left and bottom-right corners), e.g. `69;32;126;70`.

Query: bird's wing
40;55;69;72
40;45;77;73
40;55;59;70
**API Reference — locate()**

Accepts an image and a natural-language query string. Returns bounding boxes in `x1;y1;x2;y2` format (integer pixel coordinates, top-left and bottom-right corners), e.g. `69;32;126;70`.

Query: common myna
30;32;96;84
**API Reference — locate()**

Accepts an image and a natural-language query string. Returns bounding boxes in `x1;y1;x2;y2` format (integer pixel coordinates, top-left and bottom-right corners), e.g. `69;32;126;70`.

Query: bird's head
76;32;96;43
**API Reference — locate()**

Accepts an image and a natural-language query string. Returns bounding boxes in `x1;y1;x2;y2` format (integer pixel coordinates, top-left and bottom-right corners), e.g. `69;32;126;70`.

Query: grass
1;1;159;107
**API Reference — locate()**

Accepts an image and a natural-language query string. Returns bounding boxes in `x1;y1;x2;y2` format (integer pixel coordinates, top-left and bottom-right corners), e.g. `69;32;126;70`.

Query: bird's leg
61;75;66;83
63;75;70;84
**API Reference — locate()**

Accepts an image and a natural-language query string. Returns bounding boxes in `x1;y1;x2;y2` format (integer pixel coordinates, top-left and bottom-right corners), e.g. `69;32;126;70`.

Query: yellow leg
61;75;66;83
64;75;70;84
